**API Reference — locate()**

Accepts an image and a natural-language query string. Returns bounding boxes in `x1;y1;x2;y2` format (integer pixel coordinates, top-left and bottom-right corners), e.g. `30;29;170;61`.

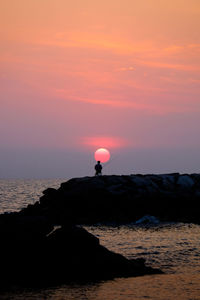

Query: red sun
94;148;110;163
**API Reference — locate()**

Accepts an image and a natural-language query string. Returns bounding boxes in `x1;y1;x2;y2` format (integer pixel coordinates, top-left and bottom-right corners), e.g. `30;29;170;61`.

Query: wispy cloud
81;136;130;149
135;59;200;71
55;90;162;112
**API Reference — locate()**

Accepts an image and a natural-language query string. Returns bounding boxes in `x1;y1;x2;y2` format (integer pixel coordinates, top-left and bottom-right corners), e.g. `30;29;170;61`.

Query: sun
94;148;110;163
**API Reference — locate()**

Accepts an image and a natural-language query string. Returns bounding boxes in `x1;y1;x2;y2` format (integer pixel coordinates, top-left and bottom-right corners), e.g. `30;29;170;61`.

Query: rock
45;225;162;280
177;175;194;189
42;187;58;196
159;174;177;190
135;215;160;225
0;220;162;288
106;184;126;195
130;175;149;187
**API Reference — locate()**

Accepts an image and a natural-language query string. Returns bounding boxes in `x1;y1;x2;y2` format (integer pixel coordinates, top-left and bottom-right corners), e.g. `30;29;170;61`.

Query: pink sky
0;0;200;177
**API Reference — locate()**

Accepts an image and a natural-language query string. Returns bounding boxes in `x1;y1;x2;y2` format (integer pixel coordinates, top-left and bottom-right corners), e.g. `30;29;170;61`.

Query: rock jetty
22;173;200;225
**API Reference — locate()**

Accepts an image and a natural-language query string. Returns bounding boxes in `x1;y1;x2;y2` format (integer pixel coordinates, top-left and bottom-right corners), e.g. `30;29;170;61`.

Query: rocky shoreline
2;172;199;288
1;174;181;289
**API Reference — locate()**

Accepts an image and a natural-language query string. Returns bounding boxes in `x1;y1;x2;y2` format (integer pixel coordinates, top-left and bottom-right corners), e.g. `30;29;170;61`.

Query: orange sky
0;0;200;177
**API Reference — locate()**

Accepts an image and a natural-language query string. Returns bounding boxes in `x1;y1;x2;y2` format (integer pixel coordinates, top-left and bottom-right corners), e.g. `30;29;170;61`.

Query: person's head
97;161;101;164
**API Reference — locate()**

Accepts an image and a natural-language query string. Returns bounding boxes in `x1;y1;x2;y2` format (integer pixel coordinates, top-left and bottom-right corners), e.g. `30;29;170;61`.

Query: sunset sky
1;0;200;178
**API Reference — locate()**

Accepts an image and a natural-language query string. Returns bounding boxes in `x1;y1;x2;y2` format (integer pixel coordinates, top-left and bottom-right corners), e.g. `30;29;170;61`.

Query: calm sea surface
0;179;200;300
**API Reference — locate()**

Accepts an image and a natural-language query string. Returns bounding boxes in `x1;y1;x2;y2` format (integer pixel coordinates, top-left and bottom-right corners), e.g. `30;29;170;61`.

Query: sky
0;0;200;178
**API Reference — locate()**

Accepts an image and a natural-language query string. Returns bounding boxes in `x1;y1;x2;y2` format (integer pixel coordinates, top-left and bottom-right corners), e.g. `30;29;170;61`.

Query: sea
0;179;200;300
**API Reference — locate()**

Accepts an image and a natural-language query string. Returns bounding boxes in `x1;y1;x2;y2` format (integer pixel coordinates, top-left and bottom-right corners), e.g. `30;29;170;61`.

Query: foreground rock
21;173;200;225
0;215;161;289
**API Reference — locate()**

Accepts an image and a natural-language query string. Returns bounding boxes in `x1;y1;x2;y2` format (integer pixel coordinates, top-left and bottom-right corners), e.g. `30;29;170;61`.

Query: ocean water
0;179;200;300
0;179;64;213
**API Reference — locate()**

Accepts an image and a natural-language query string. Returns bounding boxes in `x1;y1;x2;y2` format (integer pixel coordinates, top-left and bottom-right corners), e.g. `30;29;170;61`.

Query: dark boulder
0;218;162;289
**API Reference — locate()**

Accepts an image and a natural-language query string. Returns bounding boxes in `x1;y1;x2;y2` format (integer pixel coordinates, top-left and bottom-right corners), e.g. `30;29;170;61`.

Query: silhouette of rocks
21;173;200;225
3;172;200;288
0;216;161;289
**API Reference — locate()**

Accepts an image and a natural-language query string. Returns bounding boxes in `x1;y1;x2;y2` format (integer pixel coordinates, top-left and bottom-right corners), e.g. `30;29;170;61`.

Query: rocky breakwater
22;173;200;225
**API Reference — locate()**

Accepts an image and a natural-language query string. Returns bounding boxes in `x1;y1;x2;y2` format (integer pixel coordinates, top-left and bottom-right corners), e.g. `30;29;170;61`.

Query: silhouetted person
95;161;102;176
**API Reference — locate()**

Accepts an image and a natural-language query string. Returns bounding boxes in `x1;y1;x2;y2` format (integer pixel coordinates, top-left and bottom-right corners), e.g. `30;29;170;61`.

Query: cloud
118;66;136;71
54;91;164;112
135;59;200;72
80;136;130;149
